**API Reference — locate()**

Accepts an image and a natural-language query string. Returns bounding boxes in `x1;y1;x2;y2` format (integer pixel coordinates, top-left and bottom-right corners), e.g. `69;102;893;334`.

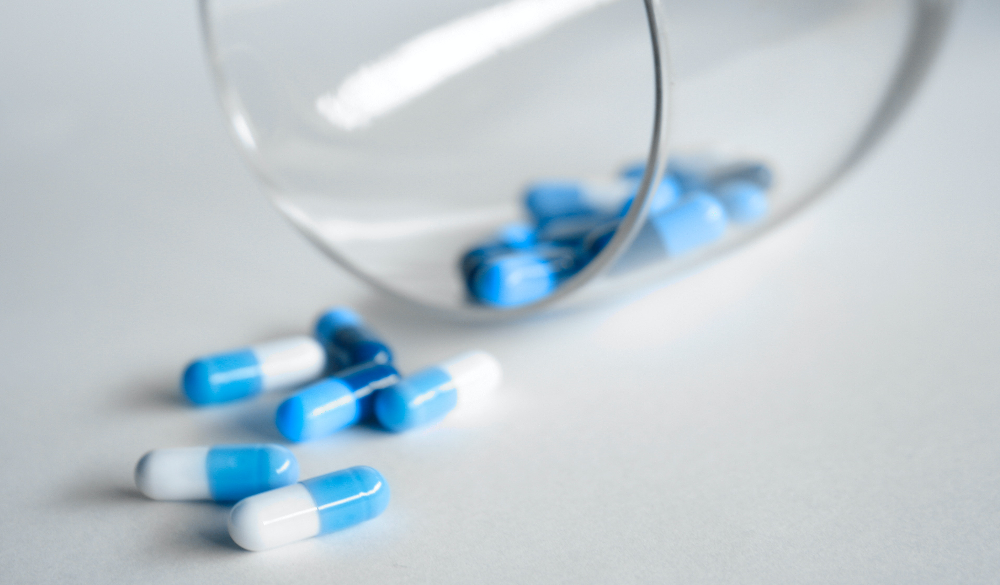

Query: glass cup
199;0;953;319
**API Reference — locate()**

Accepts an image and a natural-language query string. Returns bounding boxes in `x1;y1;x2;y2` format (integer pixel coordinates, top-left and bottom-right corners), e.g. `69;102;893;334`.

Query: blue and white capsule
276;363;401;442
229;466;390;551
182;336;326;405
135;444;299;502
375;351;502;432
460;222;538;278
467;244;580;307
314;307;392;369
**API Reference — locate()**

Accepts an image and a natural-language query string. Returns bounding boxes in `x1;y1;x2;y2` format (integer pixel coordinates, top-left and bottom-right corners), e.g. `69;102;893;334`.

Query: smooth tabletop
1;1;999;583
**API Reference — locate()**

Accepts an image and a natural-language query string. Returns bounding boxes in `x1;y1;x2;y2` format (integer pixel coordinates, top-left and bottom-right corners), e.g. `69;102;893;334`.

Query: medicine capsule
650;192;728;256
182;336;326;405
314;307;392;368
466;243;580;307
135;444;299;502
460;222;537;278
535;212;616;246
523;180;633;226
616;175;683;217
229;466;390;551
375;350;502;432
714;180;768;223
276;363;401;442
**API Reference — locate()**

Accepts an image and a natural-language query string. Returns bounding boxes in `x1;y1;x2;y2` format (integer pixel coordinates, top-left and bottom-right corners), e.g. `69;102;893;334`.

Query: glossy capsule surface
182;336;326;405
276;363;401;442
314;307;392;369
135;444;299;502
228;466;390;551
375;351;502;432
467;244;580;307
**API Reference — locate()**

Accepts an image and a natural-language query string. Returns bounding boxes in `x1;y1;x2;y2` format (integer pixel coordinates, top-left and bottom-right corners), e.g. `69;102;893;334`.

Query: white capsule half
135;447;211;500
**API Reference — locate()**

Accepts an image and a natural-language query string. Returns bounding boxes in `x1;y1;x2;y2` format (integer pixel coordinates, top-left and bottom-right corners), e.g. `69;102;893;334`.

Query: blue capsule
535;212;616;246
460;222;538;278
466;243;581;307
314;307;393;369
182;336;327;405
375;351;502;432
715;180;768;223
650;193;728;256
276;363;401;442
229;466;390;551
523;180;633;226
135;444;299;502
617;174;683;217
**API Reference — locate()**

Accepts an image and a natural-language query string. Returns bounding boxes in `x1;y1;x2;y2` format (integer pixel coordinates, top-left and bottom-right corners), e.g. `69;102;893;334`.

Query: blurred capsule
182;336;326;405
466;243;581;307
650;193;728;256
523;180;633;226
375;351;502;432
715;180;768;223
135;444;299;502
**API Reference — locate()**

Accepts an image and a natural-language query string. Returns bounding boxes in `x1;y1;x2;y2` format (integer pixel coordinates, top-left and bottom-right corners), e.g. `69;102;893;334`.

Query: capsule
714;180;768;223
135;444;299;502
276;363;401;442
229;466;390;551
649;193;728;256
375;351;502;432
314;307;393;368
182;336;326;405
617;175;682;217
535;212;616;246
523;179;633;226
460;222;538;278
466;244;580;307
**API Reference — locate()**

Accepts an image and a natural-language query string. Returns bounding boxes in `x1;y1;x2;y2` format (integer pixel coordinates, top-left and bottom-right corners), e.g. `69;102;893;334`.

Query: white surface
252;336;326;392
229;483;321;552
1;0;999;583
134;447;212;501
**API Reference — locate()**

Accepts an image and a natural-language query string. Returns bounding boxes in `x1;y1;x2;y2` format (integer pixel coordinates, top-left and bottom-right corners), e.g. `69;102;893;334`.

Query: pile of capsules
134;307;501;551
461;155;773;307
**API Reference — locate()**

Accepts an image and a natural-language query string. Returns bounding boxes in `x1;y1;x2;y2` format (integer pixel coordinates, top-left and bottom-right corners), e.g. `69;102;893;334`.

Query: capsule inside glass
200;0;951;319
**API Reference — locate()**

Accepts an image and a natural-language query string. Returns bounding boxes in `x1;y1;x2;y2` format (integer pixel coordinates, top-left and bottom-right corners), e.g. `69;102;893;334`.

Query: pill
276;363;401;442
314;307;392;368
649;192;728;256
460;222;538;278
466;243;580;307
228;465;390;551
617;175;682;216
182;336;326;405
523;180;633;226
135;444;299;502
714;180;768;223
375;350;502;432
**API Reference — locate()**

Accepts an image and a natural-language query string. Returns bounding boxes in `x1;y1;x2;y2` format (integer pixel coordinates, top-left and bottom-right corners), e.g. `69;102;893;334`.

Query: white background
1;1;998;582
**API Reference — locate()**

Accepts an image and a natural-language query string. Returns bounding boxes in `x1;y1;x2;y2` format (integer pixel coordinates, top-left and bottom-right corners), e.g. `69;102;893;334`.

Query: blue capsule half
314;307;393;369
649;193;728;256
523;181;596;225
460;222;538;278
467;244;581;307
275;362;401;442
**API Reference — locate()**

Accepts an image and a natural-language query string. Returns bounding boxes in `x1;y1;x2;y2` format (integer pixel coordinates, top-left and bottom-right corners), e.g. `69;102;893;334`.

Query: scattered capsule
467;243;580;307
229;466;390;551
715;180;768;223
649;193;728;256
276;363;401;442
523;179;633;226
314;307;392;368
375;351;502;432
135;444;299;502
182;336;326;405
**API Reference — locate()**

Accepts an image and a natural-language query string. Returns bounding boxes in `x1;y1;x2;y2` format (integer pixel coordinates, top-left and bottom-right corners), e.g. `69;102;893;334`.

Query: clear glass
200;0;953;320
